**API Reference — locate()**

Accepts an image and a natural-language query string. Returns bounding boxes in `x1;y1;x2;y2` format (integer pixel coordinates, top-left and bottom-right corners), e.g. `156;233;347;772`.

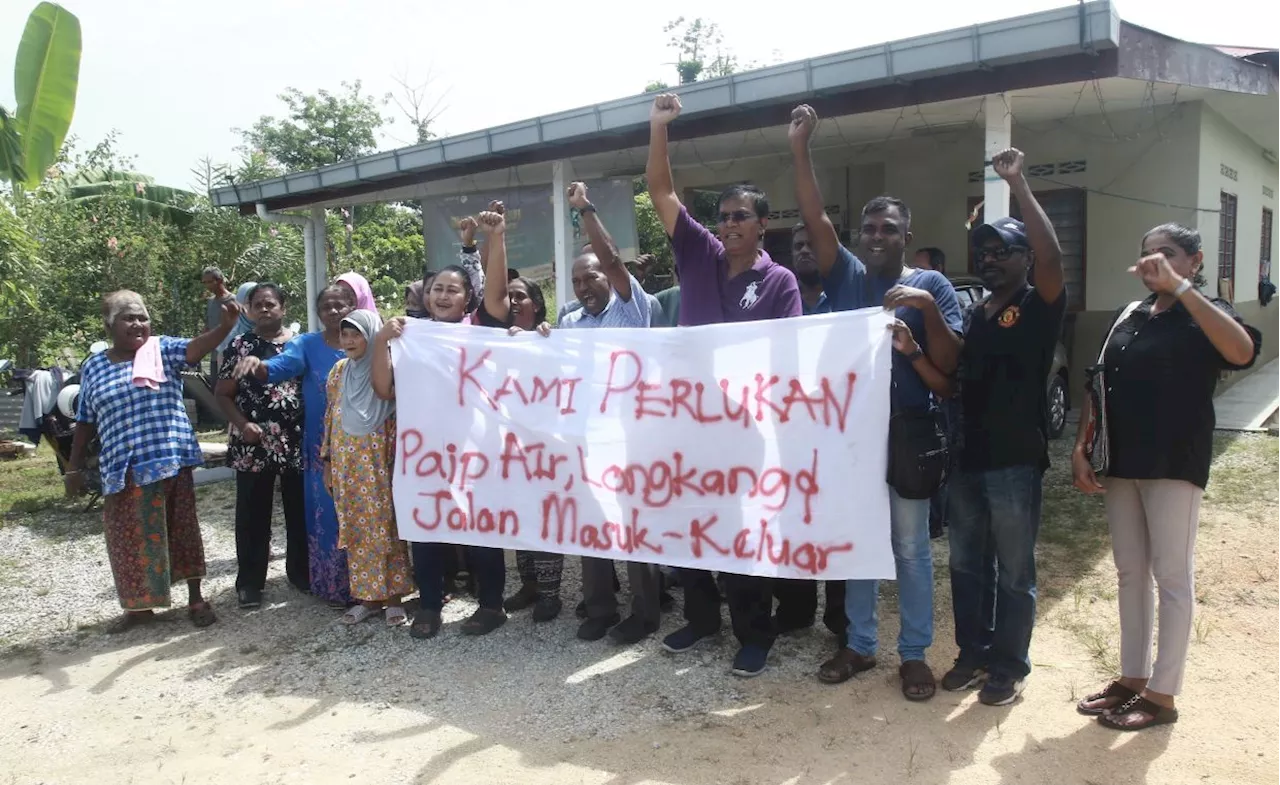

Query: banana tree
1;3;81;189
56;168;199;227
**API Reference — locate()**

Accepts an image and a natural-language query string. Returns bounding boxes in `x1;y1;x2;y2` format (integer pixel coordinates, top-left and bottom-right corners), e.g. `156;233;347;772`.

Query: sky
2;0;1276;191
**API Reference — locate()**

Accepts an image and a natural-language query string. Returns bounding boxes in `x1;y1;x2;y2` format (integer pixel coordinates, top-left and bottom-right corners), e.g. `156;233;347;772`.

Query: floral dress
219;332;303;473
321;360;413;602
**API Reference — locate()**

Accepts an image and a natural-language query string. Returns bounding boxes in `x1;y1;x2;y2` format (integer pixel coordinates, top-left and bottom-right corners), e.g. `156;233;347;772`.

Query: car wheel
1047;375;1068;439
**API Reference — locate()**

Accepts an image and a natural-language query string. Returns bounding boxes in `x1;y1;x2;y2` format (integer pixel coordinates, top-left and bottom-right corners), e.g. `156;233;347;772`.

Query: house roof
212;1;1275;214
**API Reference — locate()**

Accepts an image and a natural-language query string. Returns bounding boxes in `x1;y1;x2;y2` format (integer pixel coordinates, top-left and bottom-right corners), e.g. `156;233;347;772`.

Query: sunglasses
717;209;756;224
974;245;1025;262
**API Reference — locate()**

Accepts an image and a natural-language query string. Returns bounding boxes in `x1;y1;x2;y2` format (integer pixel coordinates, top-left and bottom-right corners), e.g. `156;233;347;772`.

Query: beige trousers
1103;477;1202;696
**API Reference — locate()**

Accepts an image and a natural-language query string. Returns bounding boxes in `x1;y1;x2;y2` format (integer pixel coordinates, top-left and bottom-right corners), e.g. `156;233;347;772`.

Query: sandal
1077;681;1139;716
187;602;217;628
385;607;408;627
409;610;442;640
818;648;877;684
460;608;507;636
899;660;937;702
106;611;155;635
340;605;377;625
1097;695;1179;731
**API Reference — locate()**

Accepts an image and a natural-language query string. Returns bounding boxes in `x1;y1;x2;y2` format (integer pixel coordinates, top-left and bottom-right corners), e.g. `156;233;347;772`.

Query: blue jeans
844;488;933;662
947;465;1042;679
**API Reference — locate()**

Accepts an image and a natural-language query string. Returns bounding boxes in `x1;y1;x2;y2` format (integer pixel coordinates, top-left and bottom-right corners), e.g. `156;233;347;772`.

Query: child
321;309;414;625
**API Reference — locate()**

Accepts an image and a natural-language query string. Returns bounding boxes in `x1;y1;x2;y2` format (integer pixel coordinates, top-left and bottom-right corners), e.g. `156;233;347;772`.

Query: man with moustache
943;148;1065;706
646;91;803;678
789;103;963;701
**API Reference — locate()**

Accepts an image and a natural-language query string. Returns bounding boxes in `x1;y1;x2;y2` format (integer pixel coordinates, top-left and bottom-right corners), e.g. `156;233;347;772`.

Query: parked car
949;276;1071;439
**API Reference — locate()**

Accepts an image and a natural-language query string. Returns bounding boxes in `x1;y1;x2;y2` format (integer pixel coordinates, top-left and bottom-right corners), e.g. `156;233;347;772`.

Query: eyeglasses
717;209;755;224
973;245;1025;262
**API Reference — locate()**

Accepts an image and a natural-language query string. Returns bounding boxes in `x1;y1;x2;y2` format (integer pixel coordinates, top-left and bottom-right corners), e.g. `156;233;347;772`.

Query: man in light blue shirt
558;181;660;645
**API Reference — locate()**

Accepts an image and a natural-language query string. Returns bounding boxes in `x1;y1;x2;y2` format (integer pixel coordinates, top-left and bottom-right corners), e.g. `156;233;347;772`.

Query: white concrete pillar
551;160;570;314
302;215;317;332
983;93;1012;222
311;206;328;285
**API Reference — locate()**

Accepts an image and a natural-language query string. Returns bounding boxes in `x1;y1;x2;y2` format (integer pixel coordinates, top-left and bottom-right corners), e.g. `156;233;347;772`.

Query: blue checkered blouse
76;336;204;495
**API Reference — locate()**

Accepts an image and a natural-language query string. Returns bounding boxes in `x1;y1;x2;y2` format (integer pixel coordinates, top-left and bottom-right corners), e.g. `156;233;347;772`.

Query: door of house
966;189;1086;312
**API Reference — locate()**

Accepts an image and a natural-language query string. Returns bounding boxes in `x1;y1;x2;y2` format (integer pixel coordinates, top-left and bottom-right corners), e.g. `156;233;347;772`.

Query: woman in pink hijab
335;272;377;313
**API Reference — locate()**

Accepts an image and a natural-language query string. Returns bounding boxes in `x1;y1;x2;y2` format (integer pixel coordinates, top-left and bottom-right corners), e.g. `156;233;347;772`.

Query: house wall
1197;105;1280;380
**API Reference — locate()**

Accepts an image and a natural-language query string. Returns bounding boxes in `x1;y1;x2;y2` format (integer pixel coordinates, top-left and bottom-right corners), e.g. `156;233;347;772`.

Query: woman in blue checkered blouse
65;290;241;634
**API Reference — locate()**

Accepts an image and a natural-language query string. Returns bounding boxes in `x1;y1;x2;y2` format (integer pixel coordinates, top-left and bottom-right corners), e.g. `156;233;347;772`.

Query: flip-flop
385;607;408;627
340;605;377;625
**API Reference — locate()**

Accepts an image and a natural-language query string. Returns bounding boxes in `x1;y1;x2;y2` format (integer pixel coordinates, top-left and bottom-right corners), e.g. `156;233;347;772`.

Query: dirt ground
0;435;1275;785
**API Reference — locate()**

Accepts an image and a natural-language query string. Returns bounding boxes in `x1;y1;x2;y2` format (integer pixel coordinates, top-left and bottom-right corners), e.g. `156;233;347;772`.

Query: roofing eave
213;1;1140;214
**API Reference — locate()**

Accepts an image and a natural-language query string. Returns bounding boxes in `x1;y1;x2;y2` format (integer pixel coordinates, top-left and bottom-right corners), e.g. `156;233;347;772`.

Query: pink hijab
335;272;377;312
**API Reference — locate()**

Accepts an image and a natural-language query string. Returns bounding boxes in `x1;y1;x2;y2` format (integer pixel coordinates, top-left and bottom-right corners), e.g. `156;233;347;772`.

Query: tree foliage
236;81;386;172
1;137;303;367
647;18;782;91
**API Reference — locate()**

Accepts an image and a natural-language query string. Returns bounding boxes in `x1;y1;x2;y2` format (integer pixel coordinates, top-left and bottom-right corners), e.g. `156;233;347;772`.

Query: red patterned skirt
101;469;206;610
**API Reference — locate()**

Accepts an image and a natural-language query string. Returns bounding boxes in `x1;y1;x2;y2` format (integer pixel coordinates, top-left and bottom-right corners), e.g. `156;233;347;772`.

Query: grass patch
0;425;231;519
0;444;72;518
1202;433;1279;512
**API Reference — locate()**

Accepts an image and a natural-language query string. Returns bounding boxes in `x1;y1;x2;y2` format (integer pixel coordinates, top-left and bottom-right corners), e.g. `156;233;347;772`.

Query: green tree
664;17;731;85
634;189;674;284
236;81;389;257
4;136;303;366
236;81;386;172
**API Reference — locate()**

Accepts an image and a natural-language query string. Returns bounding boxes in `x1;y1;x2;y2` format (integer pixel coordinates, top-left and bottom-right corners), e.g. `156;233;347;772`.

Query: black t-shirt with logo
958;285;1066;472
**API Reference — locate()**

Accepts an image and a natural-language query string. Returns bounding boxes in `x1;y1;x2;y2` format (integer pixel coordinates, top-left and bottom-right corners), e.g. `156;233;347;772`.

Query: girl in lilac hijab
335;272;377;313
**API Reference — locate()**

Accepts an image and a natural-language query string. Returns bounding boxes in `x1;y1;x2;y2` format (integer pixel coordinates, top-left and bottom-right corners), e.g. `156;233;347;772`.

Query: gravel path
0;480;864;743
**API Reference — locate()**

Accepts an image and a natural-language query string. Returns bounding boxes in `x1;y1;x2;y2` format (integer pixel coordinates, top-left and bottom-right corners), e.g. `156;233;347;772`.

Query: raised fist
477;211;506;235
789;104;817;147
567;182;590;209
458;216;478;246
650;93;682;125
991;148;1025;182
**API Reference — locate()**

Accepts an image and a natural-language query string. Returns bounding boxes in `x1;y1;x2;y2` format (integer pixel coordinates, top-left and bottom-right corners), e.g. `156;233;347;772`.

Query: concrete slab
1215;359;1279;432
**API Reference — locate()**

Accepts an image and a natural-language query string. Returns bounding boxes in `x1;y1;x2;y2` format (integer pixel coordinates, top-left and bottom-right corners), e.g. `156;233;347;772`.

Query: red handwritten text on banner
390;310;894;579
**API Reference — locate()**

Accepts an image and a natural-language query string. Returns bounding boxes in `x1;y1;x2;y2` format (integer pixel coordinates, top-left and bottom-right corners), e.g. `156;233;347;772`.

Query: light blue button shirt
558;273;652;329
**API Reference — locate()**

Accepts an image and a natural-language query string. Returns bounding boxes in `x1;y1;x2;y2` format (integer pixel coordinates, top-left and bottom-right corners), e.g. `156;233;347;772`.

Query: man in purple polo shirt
645;91;803;678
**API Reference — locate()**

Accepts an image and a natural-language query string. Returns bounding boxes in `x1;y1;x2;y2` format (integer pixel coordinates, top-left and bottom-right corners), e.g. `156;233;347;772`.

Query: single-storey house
211;0;1279;399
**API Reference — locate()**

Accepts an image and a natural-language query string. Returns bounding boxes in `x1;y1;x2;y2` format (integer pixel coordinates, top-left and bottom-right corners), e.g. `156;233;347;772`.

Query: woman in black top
215;284;308;608
1072;223;1261;731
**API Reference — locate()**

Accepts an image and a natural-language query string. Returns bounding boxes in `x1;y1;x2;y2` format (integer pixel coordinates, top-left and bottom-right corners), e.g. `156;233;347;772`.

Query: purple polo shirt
670;206;801;325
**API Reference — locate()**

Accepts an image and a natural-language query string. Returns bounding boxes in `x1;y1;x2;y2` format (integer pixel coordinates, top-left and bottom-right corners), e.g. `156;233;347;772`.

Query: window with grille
1218;192;1237;298
1261;208;1274;283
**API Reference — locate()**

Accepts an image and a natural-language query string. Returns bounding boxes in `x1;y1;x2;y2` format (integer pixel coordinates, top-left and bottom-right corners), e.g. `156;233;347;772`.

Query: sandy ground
0;436;1275;785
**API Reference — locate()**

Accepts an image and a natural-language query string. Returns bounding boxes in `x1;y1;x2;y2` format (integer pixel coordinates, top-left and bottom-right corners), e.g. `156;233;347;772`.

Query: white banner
390;309;895;580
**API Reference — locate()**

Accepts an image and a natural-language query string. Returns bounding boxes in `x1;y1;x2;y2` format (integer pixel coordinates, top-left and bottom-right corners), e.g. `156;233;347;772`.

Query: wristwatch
1173;278;1193;298
579;202;597;214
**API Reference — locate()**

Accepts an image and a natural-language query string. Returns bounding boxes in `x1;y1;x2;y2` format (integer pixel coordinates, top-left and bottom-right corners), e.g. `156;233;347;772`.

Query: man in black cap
943;148;1065;707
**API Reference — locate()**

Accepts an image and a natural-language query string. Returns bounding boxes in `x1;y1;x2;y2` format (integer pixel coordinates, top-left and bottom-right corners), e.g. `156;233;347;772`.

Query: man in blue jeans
789;104;963;701
944;147;1065;706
